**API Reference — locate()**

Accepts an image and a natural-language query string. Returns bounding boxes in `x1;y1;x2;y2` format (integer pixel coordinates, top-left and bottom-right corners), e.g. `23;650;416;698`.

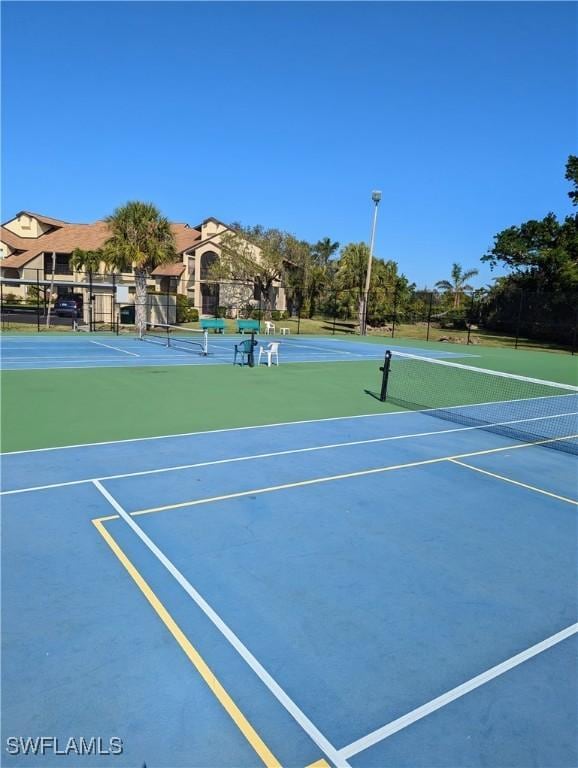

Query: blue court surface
2;403;577;767
0;333;475;371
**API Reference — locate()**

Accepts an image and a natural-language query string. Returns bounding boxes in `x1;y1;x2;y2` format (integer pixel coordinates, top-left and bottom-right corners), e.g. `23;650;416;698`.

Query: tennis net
139;324;208;356
380;350;578;455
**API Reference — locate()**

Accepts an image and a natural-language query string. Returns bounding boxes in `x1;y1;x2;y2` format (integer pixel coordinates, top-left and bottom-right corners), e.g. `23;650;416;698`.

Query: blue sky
2;2;575;288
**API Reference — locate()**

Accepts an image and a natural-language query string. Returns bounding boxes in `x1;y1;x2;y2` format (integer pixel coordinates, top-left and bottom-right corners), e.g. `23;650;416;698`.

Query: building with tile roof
0;211;287;320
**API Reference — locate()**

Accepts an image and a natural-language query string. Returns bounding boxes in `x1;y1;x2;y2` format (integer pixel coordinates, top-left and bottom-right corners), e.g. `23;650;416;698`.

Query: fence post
426;292;433;342
36;270;41;332
112;272;117;332
0;277;4;330
572;307;577;356
466;292;475;345
391;284;398;338
514;291;524;349
332;290;337;335
297;303;301;335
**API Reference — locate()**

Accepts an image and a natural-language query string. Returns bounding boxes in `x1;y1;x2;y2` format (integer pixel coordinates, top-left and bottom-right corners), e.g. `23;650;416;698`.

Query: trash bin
120;305;135;324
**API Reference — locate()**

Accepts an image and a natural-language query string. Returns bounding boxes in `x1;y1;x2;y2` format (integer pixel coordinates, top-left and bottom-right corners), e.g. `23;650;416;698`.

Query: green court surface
1;336;576;452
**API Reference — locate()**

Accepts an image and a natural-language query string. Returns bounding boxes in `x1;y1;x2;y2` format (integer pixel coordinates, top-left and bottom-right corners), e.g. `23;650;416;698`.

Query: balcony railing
44;268;73;277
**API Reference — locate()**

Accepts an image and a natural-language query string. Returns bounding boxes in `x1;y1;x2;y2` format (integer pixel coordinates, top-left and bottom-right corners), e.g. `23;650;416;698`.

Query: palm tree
70;248;103;330
312;237;339;266
102;202;177;335
435;262;479;309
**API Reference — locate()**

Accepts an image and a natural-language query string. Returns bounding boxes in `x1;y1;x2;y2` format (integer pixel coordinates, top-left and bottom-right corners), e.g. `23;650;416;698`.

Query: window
200;251;218;280
44;252;72;275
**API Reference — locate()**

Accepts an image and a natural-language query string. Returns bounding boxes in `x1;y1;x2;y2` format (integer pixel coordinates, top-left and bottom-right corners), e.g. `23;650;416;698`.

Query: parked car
54;298;82;318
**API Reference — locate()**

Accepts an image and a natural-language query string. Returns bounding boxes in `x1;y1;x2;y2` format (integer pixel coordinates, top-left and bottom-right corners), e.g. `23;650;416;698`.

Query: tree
210;224;307;315
102;202;176;334
336;243;369;300
332;243;413;328
481;213;578;291
565;155;578;206
312;237;339;266
70;248;103;329
435;263;479;308
478;157;578;345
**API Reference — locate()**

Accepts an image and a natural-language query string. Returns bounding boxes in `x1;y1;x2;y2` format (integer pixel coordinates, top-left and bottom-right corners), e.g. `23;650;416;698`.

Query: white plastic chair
264;321;276;335
258;342;279;367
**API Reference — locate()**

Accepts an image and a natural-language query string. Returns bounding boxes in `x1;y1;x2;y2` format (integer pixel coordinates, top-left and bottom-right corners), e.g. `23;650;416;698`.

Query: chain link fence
2;269;576;354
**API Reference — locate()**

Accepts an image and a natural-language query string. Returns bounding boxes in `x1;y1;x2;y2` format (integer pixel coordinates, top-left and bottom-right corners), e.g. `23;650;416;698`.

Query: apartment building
0;211;286;318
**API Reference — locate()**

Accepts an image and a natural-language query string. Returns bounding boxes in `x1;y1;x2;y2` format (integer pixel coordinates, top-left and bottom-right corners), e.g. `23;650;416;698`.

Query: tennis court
0;331;475;371
2;339;577;768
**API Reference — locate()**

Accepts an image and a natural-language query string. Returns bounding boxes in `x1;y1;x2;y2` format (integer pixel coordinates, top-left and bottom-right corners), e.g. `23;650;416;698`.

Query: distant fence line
1;269;576;354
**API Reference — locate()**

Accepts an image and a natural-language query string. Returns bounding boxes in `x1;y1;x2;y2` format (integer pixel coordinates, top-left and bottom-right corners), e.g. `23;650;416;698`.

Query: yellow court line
305;760;331;768
449;460;578;506
91;518;281;768
129;434;578;519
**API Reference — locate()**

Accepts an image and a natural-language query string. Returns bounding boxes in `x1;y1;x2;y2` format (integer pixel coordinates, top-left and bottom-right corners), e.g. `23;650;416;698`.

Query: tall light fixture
360;190;382;335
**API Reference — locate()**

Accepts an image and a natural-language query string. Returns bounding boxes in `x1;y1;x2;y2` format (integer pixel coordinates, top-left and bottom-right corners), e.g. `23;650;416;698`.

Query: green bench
236;318;260;334
200;318;225;334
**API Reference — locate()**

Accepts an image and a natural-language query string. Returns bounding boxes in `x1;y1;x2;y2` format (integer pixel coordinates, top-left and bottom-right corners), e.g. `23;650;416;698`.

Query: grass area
1;322;76;333
1;339;576;452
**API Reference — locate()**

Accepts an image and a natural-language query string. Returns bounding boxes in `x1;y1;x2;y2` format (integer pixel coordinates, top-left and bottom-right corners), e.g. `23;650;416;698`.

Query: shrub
271;310;282;321
176;294;198;323
3;293;21;304
439;311;468;330
216;306;228;318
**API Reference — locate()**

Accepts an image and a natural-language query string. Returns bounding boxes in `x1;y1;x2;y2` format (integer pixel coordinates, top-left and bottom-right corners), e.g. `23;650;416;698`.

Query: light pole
360;190;382;335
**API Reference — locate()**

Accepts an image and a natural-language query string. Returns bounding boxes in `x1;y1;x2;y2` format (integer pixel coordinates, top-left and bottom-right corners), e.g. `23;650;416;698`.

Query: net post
202;329;209;356
248;330;256;367
379;350;393;402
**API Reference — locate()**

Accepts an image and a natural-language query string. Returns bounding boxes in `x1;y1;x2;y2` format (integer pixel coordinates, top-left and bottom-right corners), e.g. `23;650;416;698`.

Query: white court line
3;412;577;496
2;355;149;363
0;355;389;373
449;459;578;505
126;434;578;518
339;623;578;759
92;480;350;768
90;340;139;357
0;354;199;367
2;392;576;456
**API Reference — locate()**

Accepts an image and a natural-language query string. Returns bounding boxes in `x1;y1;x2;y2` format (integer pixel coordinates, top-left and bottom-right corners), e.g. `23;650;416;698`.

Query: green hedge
176;295;198;323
